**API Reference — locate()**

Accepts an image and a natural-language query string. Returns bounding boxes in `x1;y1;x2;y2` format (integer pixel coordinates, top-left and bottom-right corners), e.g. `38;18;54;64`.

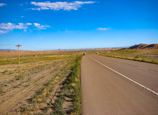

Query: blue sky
0;0;158;50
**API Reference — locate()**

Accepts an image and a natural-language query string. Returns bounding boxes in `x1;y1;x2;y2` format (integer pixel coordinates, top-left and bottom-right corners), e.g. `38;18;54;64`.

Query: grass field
99;49;158;64
1;48;157;114
0;51;82;115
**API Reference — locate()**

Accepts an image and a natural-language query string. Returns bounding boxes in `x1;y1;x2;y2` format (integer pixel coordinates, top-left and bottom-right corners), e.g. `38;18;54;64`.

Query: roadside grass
31;85;54;103
52;95;65;115
29;60;73;104
51;56;82;115
100;54;158;64
15;55;82;115
1;53;82;115
99;49;158;64
69;56;82;115
113;49;138;54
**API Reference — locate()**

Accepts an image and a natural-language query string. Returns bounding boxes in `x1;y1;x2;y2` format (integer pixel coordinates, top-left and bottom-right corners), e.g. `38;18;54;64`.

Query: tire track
0;60;63;104
0;60;71;114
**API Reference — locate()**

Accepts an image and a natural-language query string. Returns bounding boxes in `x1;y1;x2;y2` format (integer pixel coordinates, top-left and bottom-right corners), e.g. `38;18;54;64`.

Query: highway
81;54;158;115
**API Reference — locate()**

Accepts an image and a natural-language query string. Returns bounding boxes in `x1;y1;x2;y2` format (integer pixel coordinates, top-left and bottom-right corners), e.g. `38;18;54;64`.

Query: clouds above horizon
0;23;32;30
0;23;50;34
0;3;7;7
30;1;95;11
34;23;50;29
0;30;7;34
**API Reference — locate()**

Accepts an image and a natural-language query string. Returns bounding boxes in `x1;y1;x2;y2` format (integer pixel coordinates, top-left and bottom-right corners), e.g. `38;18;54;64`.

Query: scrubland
99;49;158;64
0;51;82;115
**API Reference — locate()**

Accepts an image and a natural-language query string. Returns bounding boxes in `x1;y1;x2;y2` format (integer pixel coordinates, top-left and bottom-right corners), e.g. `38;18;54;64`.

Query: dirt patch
0;53;82;115
0;59;69;114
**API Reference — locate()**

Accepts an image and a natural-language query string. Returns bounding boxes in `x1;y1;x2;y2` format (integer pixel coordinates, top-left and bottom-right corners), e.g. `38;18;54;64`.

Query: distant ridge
0;49;30;51
0;49;17;51
146;44;158;49
129;44;158;49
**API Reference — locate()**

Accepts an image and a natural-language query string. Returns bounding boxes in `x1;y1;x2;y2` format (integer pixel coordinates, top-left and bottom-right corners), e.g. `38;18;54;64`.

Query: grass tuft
15;74;24;80
0;85;3;94
134;55;139;59
2;69;8;74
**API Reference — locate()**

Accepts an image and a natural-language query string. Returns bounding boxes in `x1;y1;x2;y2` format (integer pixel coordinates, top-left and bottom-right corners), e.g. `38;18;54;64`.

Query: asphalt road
81;54;158;115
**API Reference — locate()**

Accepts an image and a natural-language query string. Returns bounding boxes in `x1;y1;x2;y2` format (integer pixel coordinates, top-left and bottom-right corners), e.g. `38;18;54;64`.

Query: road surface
81;54;158;115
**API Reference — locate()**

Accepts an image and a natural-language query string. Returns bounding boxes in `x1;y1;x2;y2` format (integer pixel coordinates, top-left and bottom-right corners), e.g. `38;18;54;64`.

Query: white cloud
30;1;95;11
34;23;50;29
97;28;111;31
0;3;7;7
0;22;50;33
0;23;32;30
0;30;7;34
20;2;28;6
45;25;50;27
34;23;40;26
0;23;32;34
26;23;32;25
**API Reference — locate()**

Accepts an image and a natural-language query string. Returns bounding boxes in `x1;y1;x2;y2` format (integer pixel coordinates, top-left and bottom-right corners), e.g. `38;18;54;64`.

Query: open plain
0;48;158;115
0;52;82;115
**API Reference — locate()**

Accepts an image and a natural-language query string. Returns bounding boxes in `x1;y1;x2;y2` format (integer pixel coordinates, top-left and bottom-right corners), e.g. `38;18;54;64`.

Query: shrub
0;86;3;94
15;74;24;80
152;60;158;64
134;55;139;58
3;69;8;74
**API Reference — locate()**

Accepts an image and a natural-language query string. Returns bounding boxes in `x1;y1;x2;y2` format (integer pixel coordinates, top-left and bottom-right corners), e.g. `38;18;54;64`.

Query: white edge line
89;56;158;96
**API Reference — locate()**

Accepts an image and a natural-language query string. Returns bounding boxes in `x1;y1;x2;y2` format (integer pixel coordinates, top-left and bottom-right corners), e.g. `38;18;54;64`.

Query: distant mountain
129;44;158;49
146;44;158;49
0;49;17;51
0;49;30;51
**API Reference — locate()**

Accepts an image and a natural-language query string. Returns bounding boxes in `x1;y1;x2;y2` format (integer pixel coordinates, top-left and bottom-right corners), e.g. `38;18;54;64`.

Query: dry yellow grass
100;49;158;64
0;51;59;59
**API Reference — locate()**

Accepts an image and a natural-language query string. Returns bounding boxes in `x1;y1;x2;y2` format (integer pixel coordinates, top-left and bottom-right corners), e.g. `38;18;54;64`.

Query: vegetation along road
0;53;82;115
81;54;158;115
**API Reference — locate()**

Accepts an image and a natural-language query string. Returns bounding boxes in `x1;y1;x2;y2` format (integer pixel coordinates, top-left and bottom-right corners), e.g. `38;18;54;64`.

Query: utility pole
16;44;21;68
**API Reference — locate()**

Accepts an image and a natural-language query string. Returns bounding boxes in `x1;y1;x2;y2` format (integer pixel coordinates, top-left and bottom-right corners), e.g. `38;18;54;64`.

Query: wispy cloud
26;23;32;25
19;3;23;6
30;1;95;11
19;2;28;6
0;23;32;34
0;30;7;34
97;28;111;31
0;22;50;33
0;3;7;7
34;23;50;29
0;23;32;30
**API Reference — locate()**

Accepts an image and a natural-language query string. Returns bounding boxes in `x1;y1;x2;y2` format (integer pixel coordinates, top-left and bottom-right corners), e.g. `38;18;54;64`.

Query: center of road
89;55;158;96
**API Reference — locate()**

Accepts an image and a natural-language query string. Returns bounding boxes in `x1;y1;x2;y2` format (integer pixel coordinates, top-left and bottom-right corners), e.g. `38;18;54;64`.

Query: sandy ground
0;58;70;114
